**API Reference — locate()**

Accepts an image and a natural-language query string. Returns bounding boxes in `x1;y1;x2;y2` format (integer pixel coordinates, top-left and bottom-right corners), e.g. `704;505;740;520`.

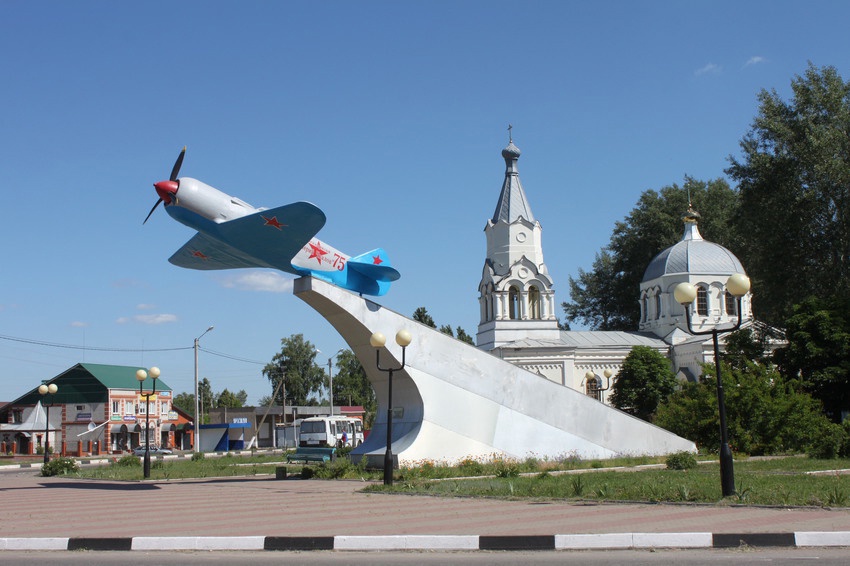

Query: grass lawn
60;451;850;507
367;456;850;507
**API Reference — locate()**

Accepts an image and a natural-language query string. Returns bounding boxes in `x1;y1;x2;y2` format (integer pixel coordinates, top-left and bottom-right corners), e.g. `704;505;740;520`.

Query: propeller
144;146;186;224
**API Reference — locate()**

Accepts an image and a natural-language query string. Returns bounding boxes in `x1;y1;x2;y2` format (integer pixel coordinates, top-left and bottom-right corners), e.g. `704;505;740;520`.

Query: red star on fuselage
191;250;209;260
262;215;285;230
307;242;328;264
372;255;383;265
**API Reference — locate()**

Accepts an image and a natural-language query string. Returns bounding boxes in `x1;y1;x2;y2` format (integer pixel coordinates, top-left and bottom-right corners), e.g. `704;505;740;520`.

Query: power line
0;333;265;365
203;348;266;365
0;333;191;353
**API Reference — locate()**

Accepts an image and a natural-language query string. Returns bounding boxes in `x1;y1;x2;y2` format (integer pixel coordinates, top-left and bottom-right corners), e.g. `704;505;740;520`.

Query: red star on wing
307;242;328;264
372;255;384;265
191;250;209;260
262;215;285;230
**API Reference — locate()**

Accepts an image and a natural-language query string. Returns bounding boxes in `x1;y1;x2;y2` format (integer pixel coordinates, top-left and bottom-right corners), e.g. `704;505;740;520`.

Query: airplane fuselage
165;177;352;278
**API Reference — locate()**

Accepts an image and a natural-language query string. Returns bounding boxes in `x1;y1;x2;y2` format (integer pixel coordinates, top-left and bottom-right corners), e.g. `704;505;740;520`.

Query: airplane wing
169;202;326;273
169;232;262;270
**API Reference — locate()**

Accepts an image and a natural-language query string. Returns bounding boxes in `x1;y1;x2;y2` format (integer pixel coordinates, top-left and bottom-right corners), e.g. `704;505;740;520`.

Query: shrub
41;457;79;477
808;423;849;459
457;457;485;476
114;455;141;467
666;451;698;470
191;452;205;462
494;458;520;478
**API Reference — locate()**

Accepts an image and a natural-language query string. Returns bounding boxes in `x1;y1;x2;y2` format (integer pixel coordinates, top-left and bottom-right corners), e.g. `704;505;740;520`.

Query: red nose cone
154;180;179;204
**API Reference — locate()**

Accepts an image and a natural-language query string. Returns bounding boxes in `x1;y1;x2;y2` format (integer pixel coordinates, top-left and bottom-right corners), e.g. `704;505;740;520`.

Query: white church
476;137;756;404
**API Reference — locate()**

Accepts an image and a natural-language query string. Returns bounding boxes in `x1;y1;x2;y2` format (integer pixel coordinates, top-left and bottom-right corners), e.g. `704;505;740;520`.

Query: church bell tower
477;133;559;351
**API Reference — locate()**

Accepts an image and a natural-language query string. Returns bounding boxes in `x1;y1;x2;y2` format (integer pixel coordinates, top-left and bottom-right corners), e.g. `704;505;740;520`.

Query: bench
285;446;336;464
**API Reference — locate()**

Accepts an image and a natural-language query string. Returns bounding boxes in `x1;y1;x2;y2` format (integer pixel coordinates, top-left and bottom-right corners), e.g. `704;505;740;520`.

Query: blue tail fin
346;248;400;296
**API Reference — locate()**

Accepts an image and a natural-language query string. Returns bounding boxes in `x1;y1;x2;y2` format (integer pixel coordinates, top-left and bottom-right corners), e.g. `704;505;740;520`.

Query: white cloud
134;313;178;325
221;271;294;293
744;56;767;67
136;303;156;310
694;63;721;76
70;321;88;328
116;317;130;324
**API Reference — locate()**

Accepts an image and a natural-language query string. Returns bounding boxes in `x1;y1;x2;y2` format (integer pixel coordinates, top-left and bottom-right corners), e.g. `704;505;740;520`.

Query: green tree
331;349;377;426
172;392;194;414
262;334;325;406
413;307;436;328
415;307;474;345
256;395;274;407
216;388;244;408
608;346;677;421
564;178;739;330
455;327;474;345
727;63;850;325
774;296;850;422
655;361;831;456
563;250;621;330
199;378;214;423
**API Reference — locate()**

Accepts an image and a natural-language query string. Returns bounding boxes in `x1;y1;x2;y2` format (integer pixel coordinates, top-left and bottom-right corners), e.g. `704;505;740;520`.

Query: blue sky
2;1;849;405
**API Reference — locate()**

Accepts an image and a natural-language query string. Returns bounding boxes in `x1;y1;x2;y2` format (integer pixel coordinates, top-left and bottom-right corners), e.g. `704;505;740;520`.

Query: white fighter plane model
145;147;400;296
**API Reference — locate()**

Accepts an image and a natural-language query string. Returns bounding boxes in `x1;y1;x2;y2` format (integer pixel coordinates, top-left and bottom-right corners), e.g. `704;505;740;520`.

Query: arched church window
508;286;520;319
696;286;708;316
528;286;541;319
725;290;737;316
585;375;602;401
654;292;662;320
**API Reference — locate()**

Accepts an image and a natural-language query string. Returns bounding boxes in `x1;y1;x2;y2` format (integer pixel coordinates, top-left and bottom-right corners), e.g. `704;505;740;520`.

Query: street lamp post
194;326;214;454
370;330;412;486
674;273;751;497
37;382;58;465
136;366;161;479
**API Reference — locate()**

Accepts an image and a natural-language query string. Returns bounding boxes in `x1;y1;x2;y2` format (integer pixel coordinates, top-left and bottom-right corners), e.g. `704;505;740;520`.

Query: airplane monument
146;148;696;465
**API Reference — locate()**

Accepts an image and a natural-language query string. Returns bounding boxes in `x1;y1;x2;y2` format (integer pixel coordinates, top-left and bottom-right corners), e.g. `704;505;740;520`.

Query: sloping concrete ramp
295;276;696;465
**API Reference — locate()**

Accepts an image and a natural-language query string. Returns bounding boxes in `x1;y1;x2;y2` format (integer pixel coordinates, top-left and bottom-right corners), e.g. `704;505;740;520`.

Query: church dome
501;141;521;159
642;216;744;282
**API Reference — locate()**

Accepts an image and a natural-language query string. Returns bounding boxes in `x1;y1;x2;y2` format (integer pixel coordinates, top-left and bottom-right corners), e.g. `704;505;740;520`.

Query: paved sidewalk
1;471;849;551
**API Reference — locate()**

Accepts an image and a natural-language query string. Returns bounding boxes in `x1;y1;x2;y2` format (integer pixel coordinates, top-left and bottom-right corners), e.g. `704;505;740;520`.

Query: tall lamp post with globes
37;382;58;465
370;329;412;486
674;273;750;497
136;366;161;479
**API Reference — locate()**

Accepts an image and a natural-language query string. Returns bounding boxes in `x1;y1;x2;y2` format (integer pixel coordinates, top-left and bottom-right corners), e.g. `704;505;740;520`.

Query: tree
216;388;244;408
413;307;436;328
172;392;194;414
455;327;474;345
608;346;677;421
655;360;832;456
256;395;274;407
331;349;377;426
774;296;850;422
563;250;621;330
564;178;739;330
415;307;474;345
262;334;325;406
727;63;850;325
199;378;214;423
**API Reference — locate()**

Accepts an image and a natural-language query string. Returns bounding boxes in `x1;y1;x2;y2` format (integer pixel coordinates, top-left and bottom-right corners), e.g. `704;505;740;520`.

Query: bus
298;416;364;448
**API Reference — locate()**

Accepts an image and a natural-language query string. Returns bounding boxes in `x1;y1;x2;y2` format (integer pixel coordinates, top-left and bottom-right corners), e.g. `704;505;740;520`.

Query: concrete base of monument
294;276;695;466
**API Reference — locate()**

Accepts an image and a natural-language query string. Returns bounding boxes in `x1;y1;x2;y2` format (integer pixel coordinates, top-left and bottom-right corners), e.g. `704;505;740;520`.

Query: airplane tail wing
346;248;400;296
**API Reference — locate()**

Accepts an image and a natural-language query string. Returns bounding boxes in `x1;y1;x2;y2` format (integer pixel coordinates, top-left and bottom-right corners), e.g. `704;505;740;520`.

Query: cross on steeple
507;124;513;143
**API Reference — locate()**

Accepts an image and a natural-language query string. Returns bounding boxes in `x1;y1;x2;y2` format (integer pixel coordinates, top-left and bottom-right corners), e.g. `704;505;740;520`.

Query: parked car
132;445;173;456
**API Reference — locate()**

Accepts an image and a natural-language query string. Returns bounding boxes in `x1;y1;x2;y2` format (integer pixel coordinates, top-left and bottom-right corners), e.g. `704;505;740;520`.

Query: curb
1;532;848;551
